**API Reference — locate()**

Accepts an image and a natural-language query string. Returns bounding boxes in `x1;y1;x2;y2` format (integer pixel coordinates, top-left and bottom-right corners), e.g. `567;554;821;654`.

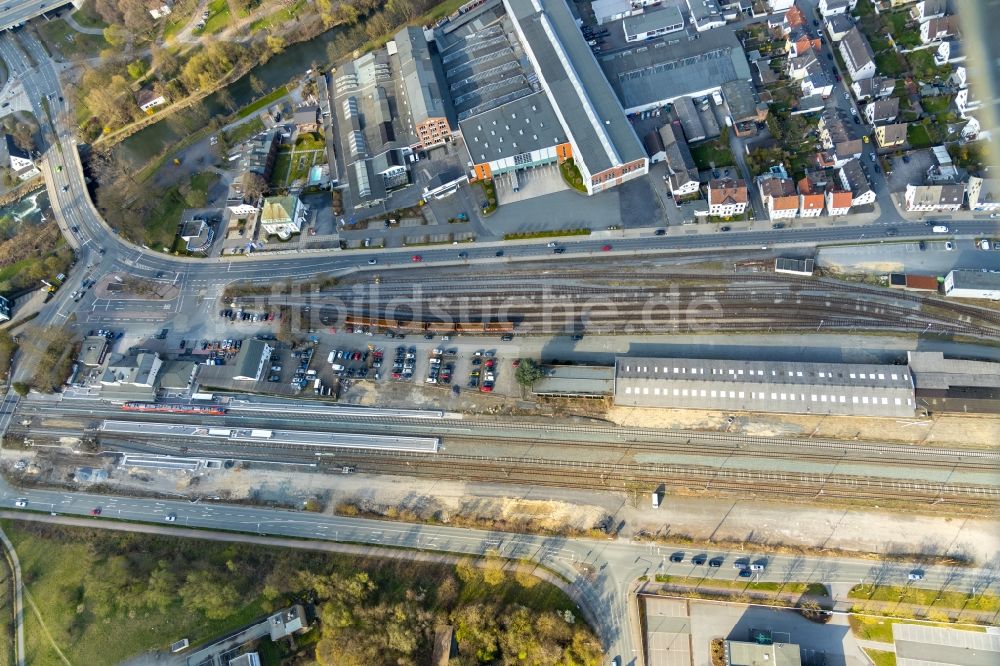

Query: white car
945;241;954;251
367;258;377;265
14;499;26;507
908;570;924;581
165;514;176;522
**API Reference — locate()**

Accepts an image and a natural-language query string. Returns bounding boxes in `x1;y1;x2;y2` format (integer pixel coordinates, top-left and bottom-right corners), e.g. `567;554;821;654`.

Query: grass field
907;123;937;150
36;20;108;59
921;95;954;115
145;187;187;250
849;615;987;643
250;0;307;33
864;649;897;666
195;0;231;36
223;116;265;145
3;521;590;665
849;584;1000;612
691;140;735;169
237;85;288;119
654;575;827;596
70;4;108;30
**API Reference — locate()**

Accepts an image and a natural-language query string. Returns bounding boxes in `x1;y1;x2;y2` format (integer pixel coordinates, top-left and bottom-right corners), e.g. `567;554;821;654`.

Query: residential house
825;14;853;41
852;76;896;101
800;55;833;97
686;0;726;32
903;183;966;211
864;98;899;125
837;159;875;206
955;86;981;118
818;109;863;167
839;27;877;82
291;106;320;134
623;5;685;42
925;145;959;183
767;0;795;12
786;30;822;57
920;15;957;44
259;195;306;239
757;167;798;220
1;135;39;181
818;0;853;17
135;87;167;113
966;177;1000;212
179;216;213;253
148;3;172;19
874;122;908;149
594;0;659;24
780;3;807;34
910;0;946;22
228;653;261;666
648;123;700;197
708;178;749;216
797;177;826;216
826;188;853;215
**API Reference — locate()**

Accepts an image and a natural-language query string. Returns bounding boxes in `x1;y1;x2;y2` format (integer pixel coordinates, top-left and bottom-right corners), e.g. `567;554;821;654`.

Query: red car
602;245;612;251
91;507;102;516
512;359;521;368
480;385;493;392
411;255;423;262
485;359;495;368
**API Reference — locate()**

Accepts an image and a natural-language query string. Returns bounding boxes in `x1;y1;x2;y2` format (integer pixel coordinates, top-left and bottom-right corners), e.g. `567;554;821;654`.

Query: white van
932;225;949;233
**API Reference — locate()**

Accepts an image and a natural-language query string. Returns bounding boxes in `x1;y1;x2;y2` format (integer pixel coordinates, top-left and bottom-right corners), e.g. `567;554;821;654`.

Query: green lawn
195;0;231;35
36;19;108;59
654;575;827;596
559;158;587;193
294;131;325;151
270;151;292;188
223;116;265;145
71;3;108;29
875;50;906;77
250;0;307;33
189;171;220;194
236;85;288;119
907;123;936;149
849;584;1000;612
690;140;735;169
145;186;187;250
921;95;953;115
906;50;950;81
849;615;986;643
864;649;897;666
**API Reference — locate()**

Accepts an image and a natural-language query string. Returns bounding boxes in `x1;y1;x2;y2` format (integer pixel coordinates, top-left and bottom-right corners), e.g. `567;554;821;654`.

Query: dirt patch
606;406;1000;448
94;274;179;301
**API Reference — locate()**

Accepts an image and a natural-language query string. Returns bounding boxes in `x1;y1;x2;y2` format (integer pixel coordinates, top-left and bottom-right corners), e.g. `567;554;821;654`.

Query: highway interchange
0;22;997;666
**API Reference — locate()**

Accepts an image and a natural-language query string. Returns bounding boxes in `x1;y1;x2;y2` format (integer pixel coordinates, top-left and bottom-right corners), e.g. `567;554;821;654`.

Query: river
115;27;345;166
0;187;50;234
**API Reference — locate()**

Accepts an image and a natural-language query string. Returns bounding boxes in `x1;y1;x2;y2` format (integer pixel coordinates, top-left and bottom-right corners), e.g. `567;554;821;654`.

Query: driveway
494;164;567;205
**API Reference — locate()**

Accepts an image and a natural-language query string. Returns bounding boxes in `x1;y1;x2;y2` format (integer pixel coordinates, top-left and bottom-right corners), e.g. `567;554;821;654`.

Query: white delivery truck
250;429;273;439
207;428;232;437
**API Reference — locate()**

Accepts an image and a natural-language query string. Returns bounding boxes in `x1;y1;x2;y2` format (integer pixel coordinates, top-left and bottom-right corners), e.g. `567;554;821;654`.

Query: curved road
1;28;999;665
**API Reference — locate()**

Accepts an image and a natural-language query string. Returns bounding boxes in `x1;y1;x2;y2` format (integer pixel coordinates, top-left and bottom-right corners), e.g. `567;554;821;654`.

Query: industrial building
909;351;1000;413
332;26;452;209
943;270;1000;300
774;257;815;276
622;5;685;42
599;28;752;113
614;356;917;417
531;365;615;398
505;0;649;194
233;339;275;382
726;640;802;666
892;617;1000;666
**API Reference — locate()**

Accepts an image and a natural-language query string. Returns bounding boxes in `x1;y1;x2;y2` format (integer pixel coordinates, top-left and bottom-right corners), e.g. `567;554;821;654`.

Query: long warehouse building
614;357;916;417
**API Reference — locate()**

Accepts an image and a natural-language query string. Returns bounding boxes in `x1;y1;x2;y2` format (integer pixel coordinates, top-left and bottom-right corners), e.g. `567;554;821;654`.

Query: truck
207;428;232;437
249;429;273;439
314;378;322;394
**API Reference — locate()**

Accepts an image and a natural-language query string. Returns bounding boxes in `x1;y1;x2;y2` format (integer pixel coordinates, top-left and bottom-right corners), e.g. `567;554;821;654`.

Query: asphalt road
1;25;999;664
0;1;68;32
1;477;998;666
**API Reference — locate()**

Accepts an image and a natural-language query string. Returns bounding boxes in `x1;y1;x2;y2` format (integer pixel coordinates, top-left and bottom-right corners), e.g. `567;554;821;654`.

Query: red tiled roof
800;194;824;210
772;195;799;211
829;191;853;209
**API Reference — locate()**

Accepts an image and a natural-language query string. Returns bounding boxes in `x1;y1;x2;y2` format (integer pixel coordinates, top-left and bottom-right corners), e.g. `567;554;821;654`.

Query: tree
11;382;29;396
126;59;147;80
179;570;241;620
265;34;286;55
249;74;266;95
515;358;544;387
102;23;128;48
216;87;237;113
241;172;268;202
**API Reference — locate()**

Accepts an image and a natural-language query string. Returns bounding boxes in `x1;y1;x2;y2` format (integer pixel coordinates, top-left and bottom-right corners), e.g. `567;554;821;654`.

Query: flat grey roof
727;642;802;666
623;5;684;37
459;92;567;164
508;0;646;173
614;356;916;417
599;28;752;109
908;351;1000;390
893;624;1000;666
395;26;450;123
532;365;614;397
948;269;1000;289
